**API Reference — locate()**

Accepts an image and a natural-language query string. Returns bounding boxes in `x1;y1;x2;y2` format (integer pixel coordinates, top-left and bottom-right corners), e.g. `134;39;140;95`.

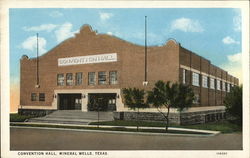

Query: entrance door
88;93;116;111
58;94;82;110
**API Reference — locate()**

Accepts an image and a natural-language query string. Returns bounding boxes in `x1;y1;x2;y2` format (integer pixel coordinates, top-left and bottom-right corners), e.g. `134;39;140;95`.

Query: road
10;127;242;150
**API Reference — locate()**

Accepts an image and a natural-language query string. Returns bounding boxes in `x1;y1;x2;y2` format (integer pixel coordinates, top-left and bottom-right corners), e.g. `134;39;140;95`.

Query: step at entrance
28;110;114;125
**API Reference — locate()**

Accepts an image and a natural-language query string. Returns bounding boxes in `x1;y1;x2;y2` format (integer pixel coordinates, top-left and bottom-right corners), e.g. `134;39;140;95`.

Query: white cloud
227;52;241;63
21;36;47;54
23;24;58;32
49;11;63;18
107;32;113;35
233;9;241;32
55;22;78;43
220;52;242;83
222;36;240;44
99;12;113;21
171;17;204;32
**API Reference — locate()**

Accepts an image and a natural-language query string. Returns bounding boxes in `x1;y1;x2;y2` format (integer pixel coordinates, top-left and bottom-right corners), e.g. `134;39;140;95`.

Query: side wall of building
179;47;238;107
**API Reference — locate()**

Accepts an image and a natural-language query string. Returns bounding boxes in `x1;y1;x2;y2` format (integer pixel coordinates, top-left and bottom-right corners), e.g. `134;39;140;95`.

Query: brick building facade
19;25;239;113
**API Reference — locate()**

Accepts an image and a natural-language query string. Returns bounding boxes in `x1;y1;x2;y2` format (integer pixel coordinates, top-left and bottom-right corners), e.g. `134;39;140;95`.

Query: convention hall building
19;25;239;124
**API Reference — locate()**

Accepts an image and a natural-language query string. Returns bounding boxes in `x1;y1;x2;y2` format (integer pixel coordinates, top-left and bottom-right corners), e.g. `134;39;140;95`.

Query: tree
224;85;242;126
147;80;195;131
122;88;149;131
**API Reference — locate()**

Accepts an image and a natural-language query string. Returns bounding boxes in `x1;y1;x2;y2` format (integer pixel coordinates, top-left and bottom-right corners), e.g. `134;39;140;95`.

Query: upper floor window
182;69;186;84
31;93;37;101
227;83;231;92
210;78;215;89
109;71;118;84
192;72;199;86
57;74;64;86
202;75;208;88
76;72;83;85
222;81;226;91
88;72;96;85
39;93;45;101
217;79;221;90
98;71;107;85
66;73;73;86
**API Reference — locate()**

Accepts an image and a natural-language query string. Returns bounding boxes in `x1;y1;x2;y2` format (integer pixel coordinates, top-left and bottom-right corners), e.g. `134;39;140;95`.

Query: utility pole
36;33;40;88
143;16;148;86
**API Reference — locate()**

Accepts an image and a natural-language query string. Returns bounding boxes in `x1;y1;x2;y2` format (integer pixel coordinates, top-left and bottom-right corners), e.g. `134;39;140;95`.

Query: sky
9;8;242;112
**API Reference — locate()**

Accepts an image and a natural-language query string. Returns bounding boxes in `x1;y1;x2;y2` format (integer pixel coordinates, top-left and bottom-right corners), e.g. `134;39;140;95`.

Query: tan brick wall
20;25;180;108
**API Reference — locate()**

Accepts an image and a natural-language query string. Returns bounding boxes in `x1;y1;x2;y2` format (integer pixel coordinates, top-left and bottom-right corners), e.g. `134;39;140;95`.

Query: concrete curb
10;122;220;137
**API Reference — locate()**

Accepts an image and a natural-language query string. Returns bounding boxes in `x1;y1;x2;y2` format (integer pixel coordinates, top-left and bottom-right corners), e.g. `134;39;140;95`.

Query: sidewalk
10;121;220;137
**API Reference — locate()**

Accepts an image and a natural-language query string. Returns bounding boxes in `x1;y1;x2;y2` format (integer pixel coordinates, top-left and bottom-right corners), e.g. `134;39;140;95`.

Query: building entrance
87;93;116;111
58;94;82;110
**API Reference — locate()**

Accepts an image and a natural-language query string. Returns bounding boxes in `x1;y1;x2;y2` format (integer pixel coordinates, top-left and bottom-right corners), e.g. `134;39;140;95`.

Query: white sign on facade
58;53;117;66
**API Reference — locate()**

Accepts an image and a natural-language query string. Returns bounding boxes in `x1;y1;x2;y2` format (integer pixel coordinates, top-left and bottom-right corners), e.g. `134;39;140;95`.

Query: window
39;93;45;101
192;72;199;86
210;78;215;89
227;83;230;92
109;71;118;84
193;94;200;104
217;79;221;90
76;72;83;85
222;81;226;91
66;73;73;86
182;69;186;84
88;72;96;85
202;75;208;88
31;93;37;101
98;71;107;85
57;74;64;86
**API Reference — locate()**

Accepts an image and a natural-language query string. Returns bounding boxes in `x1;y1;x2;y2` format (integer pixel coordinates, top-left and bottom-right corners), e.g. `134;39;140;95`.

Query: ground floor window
98;71;107;85
109;71;118;84
182;69;186;84
193;94;200;104
88;72;96;85
39;93;45;101
31;93;37;101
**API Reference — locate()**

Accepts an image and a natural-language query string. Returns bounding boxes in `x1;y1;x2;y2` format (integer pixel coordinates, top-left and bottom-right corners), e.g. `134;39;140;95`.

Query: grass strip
90;120;242;133
10;114;37;122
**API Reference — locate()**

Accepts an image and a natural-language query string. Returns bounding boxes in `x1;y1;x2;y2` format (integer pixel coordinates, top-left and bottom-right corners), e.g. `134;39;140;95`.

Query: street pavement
10;127;242;150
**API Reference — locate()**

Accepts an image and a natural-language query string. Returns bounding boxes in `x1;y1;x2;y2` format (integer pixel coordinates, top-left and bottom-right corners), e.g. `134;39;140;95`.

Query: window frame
227;83;231;92
192;72;200;87
202;75;208;88
39;93;45;101
182;69;186;84
210;78;215;89
31;93;37;101
75;72;83;86
88;72;96;85
57;74;64;86
98;71;107;85
66;73;73;86
217;79;221;90
222;81;226;91
109;71;118;85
